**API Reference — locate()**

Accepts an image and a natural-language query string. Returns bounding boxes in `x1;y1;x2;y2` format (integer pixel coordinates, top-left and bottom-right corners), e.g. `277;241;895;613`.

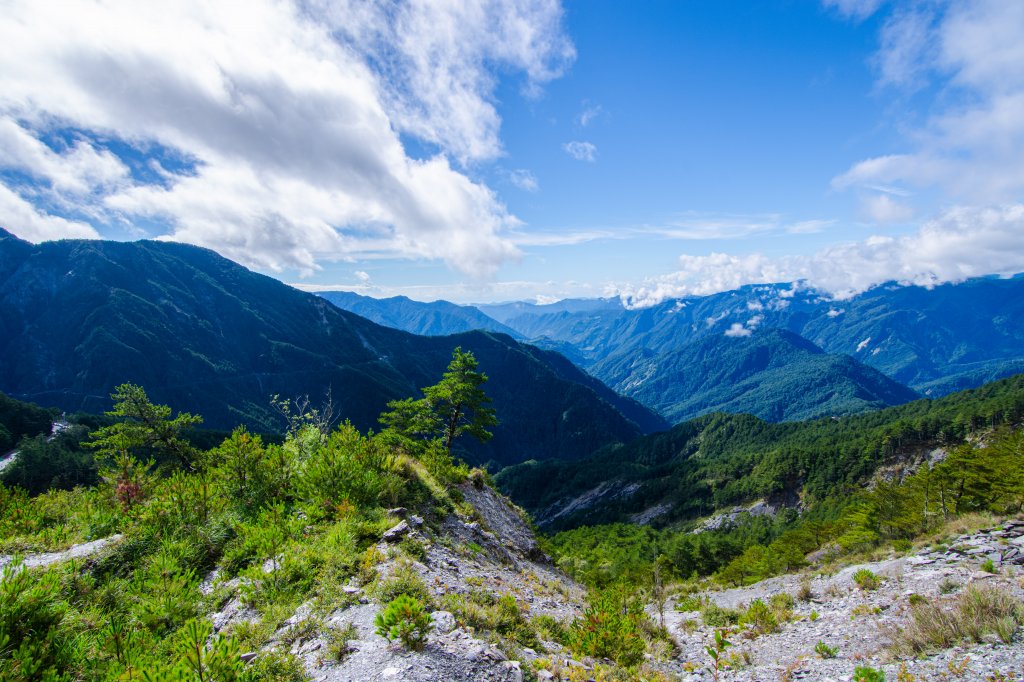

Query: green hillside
0;229;665;467
497;373;1024;530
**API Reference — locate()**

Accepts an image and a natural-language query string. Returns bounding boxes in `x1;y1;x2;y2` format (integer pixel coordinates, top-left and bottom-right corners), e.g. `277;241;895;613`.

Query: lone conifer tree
425;347;498;456
379;347;497;456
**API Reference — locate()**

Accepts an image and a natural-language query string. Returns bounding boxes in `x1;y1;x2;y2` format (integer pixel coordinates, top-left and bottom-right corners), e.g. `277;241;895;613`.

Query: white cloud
0;0;573;276
563;141;597;162
577;103;604;127
724;323;752;338
0;120;130;195
833;1;1024;204
316;0;575;164
354;270;371;284
0;182;99;241
508;169;539;192
861;193;914;223
617;204;1024;307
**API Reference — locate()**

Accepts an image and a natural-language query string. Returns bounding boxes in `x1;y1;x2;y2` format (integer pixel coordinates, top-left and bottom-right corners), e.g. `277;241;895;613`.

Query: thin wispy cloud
507;169;540;192
577;103;604;127
563;141;597;162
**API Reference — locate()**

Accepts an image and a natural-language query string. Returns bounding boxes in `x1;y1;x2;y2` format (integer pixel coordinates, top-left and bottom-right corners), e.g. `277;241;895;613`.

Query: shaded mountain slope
0;229;665;466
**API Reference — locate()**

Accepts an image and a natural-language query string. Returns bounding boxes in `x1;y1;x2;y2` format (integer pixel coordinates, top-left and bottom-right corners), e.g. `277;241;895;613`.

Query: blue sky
1;1;1023;304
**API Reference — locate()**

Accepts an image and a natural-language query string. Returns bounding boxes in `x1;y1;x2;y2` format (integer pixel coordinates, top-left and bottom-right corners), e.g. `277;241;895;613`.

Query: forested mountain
496;373;1024;530
0;229;665;467
318;291;521;338
477;278;1024;422
592;328;919;423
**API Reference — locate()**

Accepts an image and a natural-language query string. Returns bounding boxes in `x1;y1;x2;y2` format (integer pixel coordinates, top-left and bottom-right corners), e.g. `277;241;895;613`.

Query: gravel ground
662;521;1024;681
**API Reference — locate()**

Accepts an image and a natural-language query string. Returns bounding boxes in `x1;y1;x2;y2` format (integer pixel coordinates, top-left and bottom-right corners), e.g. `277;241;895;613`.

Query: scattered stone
382;520;410;542
431;610;456;634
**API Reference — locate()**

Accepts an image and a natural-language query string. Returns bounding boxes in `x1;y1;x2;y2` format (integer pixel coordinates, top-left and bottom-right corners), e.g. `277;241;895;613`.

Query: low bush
701;601;741;627
853;568;880;591
375;594;433;650
567;587;648;668
739;599;779;636
814;640;837;658
890;584;1024;656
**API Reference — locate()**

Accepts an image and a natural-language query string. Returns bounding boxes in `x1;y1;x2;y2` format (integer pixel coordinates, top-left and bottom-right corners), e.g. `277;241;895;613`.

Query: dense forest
498;373;1024;529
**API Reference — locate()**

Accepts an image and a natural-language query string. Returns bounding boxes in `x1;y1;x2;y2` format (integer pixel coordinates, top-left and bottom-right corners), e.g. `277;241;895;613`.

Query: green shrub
675;594;705;612
369;561;432;607
980;558;997;573
567;588;647;668
532;614;568;644
296;423;396;513
853;665;885;682
853;568;880;591
739;599;778;636
768;592;795;621
241;650;308;682
375;594;433;650
701;601;741;627
814;640;837;658
0;563;77;680
907;593;928;606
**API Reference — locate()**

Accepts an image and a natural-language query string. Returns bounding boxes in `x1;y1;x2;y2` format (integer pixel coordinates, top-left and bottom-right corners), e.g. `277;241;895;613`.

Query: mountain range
0;228;665;467
325;277;1024;424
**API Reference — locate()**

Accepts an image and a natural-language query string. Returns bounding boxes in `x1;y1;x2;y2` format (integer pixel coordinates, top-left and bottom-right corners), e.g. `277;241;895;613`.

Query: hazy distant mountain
0;228;666;467
318;291;519;338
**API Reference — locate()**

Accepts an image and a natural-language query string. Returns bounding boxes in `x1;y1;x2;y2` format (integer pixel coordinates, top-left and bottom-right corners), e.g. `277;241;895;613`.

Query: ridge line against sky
0;0;1023;305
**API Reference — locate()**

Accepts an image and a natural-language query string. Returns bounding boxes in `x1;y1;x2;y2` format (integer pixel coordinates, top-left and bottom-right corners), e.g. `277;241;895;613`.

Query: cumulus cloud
832;1;1024;204
563;141;597;162
724;323;752;338
617;204;1024;307
0;0;573;276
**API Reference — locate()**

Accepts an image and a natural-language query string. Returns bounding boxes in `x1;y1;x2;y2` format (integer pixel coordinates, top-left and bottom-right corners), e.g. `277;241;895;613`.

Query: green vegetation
374;594;433;650
0;391;55;453
853;569;881;591
499;374;1024;529
529;377;1024;597
889;584;1023;657
854;665;886;682
566;587;648;667
814;641;837;659
0;347;499;680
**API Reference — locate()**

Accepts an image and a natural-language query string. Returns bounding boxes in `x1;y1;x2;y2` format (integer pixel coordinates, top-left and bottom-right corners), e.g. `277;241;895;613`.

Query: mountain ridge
0;228;665;467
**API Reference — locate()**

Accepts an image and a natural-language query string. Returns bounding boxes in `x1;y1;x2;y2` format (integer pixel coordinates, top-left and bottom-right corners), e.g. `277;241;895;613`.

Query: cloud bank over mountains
0;0;572;276
618;204;1024;308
